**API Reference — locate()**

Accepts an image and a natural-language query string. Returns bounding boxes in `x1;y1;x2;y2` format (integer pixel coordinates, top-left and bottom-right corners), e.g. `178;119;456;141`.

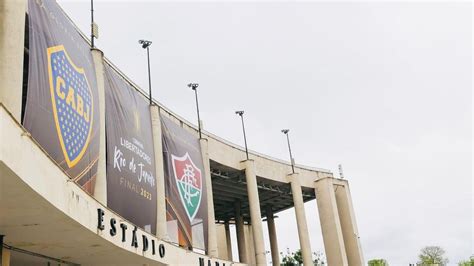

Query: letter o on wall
159;244;165;258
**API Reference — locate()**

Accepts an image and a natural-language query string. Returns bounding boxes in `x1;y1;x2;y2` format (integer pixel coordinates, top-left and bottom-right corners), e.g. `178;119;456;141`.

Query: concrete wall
0;0;26;121
0;105;242;266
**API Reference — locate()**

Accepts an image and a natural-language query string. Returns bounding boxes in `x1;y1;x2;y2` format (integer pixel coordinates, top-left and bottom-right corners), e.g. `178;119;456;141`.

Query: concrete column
91;49;107;204
0;0;26;121
199;138;218;258
224;221;233;261
314;177;348;266
288;173;313;266
1;236;9;266
216;224;228;259
246;224;257;266
334;180;364;266
234;200;247;263
266;206;280;266
1;248;10;266
150;105;168;239
242;159;266;265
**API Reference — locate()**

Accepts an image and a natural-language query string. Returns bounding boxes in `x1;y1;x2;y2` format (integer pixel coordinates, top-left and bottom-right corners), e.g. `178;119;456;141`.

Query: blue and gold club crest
47;45;94;168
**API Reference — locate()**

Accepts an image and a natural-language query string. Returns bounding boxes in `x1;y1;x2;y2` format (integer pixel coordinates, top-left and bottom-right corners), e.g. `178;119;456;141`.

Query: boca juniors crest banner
161;115;208;251
23;0;99;193
104;62;157;234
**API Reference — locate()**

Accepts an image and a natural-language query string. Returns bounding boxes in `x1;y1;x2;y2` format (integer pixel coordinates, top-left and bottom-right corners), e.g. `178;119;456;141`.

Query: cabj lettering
55;76;90;122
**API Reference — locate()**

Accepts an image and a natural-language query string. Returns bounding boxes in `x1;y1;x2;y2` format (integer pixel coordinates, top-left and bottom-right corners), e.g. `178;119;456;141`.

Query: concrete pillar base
200;138;218;258
235;200;248;263
224;221;233;261
334;179;364;266
1;247;11;266
314;177;348;266
266;206;280;266
288;173;313;266
242;159;266;265
245;224;257;266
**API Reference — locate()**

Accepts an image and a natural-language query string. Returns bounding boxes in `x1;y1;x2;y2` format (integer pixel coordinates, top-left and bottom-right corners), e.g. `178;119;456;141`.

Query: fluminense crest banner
104;62;157;234
161;115;208;252
23;0;99;193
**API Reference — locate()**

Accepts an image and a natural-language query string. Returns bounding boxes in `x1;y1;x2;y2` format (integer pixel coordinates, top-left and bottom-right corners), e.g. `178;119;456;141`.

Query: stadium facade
0;0;365;265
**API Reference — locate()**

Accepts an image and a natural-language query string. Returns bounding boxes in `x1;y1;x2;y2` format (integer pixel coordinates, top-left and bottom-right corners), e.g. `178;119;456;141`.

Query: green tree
368;258;389;266
280;249;326;266
457;255;474;266
313;251;326;266
281;249;297;266
293;249;303;265
418;246;448;266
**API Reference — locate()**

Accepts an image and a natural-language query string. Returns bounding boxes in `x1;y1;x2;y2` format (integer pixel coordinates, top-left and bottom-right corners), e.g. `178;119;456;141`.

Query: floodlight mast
281;129;295;174
138;40;153;105
90;0;94;48
338;164;345;179
188;83;202;139
235;111;249;160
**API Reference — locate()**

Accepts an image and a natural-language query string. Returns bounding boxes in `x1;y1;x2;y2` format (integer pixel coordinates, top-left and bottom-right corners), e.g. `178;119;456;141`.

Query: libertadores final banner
23;0;99;194
161;115;208;252
104;62;157;234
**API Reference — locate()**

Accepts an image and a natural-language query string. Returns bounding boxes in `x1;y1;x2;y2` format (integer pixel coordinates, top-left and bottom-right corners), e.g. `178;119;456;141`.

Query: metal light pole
235;111;249;160
338;164;345;179
188;83;202;138
90;0;94;48
281;129;295;173
139;40;153;105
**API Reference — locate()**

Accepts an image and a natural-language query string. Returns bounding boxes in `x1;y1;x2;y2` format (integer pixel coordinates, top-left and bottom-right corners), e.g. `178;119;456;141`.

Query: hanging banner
104;63;157;234
23;0;99;193
161;115;208;251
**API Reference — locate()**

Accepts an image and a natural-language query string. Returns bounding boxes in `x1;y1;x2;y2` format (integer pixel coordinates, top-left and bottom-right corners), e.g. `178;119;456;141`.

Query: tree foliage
312;251;326;266
457;256;474;266
368;258;389;266
280;249;326;266
293;249;303;265
280;250;296;266
418;246;448;266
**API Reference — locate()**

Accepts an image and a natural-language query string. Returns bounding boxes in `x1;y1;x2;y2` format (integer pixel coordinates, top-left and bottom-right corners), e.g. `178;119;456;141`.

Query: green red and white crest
171;152;203;222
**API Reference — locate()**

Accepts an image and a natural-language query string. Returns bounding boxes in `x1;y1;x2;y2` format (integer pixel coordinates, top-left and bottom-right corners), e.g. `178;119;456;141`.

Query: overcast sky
58;1;472;264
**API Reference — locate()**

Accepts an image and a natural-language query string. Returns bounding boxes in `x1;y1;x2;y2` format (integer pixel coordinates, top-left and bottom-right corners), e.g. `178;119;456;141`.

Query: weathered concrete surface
0;105;241;266
150;105;168;240
0;0;26;121
315;177;348;266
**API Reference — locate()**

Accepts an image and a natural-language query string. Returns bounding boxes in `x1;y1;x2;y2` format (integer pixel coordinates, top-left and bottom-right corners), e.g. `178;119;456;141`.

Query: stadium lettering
199;257;226;266
55;76;90;122
97;208;165;259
